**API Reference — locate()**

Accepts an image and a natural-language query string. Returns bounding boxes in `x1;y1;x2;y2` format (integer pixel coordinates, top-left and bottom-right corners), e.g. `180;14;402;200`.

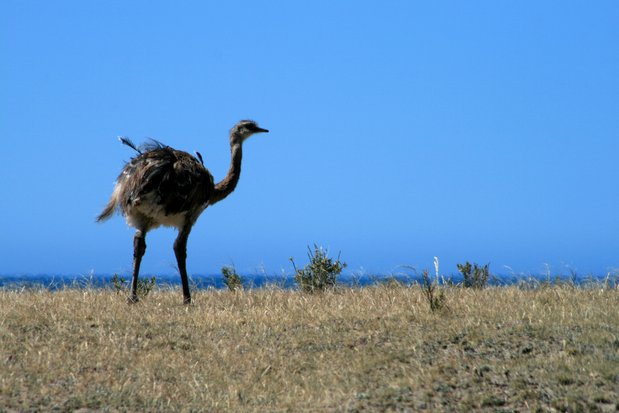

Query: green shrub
110;274;156;298
222;266;243;291
457;262;490;289
291;245;346;293
111;274;126;294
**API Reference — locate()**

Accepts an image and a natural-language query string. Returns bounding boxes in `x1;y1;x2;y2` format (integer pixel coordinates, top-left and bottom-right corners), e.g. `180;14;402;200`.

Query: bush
457;262;490;289
111;274;156;298
291;245;346;293
221;266;243;291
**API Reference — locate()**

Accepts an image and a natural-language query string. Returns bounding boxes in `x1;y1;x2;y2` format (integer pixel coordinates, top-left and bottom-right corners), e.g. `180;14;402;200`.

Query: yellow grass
1;285;618;412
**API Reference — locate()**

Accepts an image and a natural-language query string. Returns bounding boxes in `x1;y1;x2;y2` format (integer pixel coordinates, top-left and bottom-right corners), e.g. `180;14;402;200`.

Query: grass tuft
420;269;447;312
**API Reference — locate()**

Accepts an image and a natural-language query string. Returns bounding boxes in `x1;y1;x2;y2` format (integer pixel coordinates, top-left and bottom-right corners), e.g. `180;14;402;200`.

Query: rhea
97;120;269;304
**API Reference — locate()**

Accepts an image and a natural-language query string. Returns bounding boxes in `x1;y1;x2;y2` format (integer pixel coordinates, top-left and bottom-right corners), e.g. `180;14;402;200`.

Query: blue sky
1;1;618;278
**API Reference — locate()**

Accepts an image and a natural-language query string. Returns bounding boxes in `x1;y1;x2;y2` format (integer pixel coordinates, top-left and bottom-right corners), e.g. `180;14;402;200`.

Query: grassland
1;284;618;412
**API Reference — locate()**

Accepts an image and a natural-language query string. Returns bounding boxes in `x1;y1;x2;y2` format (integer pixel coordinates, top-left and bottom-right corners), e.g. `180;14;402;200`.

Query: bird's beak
256;127;269;133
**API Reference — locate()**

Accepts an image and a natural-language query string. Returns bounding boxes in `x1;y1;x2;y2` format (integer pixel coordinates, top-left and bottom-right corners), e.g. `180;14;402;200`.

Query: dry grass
1;285;618;412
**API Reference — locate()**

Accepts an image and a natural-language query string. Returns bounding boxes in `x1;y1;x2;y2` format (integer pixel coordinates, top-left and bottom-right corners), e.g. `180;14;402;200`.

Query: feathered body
98;120;268;304
99;144;214;231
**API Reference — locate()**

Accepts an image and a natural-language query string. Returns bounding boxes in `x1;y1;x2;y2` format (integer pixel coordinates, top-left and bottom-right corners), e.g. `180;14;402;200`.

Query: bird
97;120;269;304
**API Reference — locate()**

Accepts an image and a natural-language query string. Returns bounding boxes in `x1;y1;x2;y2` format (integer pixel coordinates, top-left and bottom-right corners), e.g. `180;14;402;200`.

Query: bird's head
230;120;269;144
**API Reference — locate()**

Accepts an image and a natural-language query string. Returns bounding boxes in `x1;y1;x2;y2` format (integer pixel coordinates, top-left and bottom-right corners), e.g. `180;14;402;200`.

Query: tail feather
97;194;118;222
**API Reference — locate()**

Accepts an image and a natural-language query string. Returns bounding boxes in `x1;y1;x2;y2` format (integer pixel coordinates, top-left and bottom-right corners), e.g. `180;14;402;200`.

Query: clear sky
1;1;618;278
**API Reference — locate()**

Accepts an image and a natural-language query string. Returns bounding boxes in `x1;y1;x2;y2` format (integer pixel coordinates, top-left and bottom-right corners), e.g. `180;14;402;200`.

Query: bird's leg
174;225;193;304
129;230;146;304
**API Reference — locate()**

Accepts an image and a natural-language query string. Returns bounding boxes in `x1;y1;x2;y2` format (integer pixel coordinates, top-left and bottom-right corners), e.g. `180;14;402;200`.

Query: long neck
211;142;242;205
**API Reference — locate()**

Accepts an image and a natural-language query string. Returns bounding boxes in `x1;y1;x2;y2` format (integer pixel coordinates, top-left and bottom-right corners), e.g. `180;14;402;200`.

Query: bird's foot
127;295;140;305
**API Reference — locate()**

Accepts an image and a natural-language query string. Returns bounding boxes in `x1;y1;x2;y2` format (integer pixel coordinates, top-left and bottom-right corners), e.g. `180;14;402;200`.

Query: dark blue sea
0;272;613;291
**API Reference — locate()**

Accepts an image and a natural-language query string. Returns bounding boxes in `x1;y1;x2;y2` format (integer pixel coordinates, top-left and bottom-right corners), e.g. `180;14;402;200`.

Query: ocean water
0;272;612;291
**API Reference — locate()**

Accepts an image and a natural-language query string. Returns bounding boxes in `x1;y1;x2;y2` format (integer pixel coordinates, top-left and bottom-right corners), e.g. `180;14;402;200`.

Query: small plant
290;245;346;293
110;274;156;298
221;266;243;291
137;276;156;297
457;262;490;289
421;269;447;312
111;274;127;294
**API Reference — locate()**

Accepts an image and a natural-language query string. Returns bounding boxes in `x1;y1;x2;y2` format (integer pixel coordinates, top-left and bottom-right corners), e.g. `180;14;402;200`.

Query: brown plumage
98;120;269;304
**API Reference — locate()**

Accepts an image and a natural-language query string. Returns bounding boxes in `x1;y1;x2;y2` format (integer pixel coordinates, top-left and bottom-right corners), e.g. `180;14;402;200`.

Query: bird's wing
130;148;214;216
